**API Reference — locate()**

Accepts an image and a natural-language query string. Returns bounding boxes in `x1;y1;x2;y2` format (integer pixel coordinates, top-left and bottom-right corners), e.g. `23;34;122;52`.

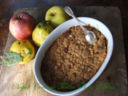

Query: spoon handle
64;6;74;17
64;6;88;34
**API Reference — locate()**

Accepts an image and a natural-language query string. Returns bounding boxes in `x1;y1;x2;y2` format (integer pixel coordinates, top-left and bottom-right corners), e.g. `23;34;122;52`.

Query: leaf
0;52;23;66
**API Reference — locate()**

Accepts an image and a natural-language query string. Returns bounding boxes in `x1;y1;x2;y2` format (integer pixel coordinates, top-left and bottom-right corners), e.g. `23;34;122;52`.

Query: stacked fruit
1;6;69;66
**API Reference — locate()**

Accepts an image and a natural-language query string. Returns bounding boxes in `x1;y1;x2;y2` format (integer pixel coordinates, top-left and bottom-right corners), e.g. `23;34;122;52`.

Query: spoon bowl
64;6;96;44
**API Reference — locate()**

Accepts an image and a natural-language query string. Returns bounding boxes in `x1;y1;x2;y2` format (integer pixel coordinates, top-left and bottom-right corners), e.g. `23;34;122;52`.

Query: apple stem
50;13;55;16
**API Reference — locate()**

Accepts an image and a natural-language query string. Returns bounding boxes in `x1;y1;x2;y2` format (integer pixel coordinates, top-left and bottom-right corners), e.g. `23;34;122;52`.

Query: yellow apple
45;6;68;28
32;22;53;46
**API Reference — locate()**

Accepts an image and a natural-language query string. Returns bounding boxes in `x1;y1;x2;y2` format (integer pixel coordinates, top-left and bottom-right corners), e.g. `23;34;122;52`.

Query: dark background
0;0;127;73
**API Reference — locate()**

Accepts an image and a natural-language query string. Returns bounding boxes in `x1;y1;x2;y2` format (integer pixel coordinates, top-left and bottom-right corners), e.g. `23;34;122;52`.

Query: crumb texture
41;25;107;91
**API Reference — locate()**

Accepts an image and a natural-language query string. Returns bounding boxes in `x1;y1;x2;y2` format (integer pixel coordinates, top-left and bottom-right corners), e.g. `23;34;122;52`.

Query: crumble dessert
41;25;107;91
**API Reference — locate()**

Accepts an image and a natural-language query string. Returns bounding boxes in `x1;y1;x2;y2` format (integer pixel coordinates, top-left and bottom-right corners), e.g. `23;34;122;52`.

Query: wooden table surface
0;0;127;89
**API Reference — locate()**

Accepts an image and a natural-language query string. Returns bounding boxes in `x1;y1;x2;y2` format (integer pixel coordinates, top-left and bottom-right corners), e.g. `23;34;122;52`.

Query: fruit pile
1;6;69;66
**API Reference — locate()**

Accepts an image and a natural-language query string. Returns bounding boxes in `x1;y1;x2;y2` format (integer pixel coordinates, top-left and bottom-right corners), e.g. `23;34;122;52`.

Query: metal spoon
64;6;96;44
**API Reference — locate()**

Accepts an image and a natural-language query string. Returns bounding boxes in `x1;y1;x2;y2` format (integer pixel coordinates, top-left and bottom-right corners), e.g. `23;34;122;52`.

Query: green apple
45;6;68;28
